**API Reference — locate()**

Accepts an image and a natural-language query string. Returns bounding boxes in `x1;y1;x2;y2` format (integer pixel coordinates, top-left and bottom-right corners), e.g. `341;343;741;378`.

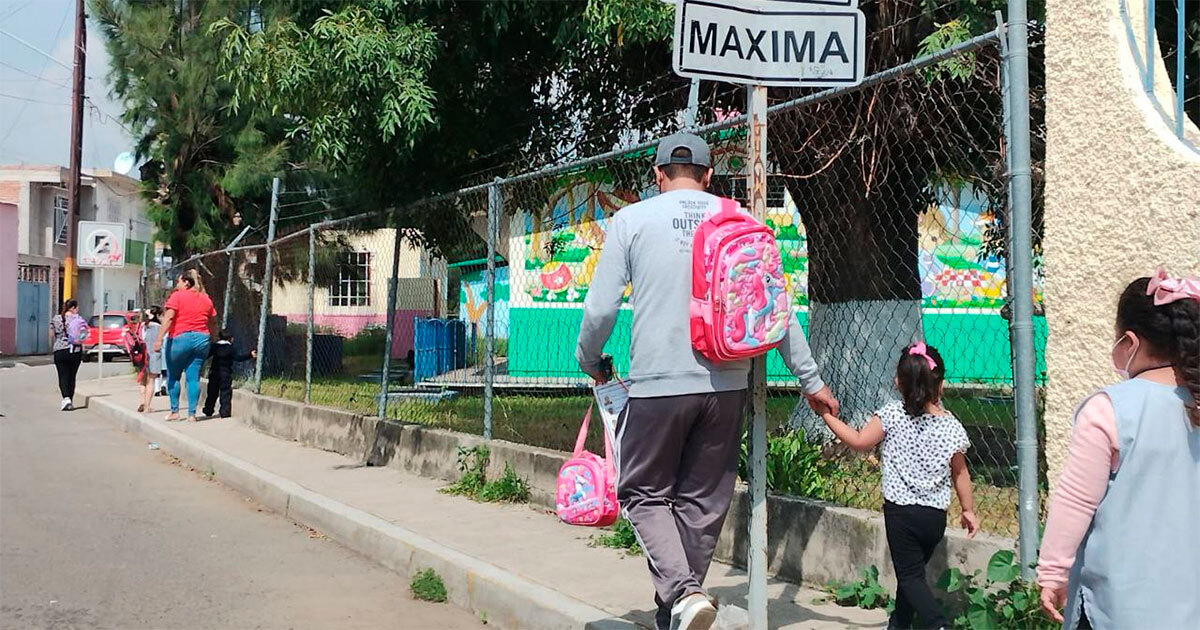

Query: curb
85;394;638;630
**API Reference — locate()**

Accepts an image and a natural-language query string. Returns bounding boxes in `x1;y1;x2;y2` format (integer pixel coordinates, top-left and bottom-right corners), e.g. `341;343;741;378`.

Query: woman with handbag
50;299;89;411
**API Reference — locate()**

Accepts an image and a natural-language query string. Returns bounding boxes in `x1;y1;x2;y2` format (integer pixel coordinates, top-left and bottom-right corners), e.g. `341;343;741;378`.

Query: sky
0;0;136;172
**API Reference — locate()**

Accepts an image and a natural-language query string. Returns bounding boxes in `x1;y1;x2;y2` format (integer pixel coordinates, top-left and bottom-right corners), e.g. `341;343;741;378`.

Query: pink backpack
690;198;791;363
555;404;619;527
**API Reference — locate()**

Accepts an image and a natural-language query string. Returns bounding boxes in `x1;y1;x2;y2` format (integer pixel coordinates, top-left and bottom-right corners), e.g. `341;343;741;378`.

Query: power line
0;93;69;106
0;4;71;147
0;28;74;74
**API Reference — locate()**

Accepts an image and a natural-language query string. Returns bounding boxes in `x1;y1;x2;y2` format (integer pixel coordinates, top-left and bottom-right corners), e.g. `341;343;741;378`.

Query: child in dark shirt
202;330;256;418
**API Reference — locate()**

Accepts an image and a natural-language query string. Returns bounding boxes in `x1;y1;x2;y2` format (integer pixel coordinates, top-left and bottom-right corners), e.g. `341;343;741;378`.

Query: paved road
0;365;480;629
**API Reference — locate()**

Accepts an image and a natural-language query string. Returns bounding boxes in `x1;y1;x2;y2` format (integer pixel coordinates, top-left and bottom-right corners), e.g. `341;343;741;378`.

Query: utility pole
63;0;86;301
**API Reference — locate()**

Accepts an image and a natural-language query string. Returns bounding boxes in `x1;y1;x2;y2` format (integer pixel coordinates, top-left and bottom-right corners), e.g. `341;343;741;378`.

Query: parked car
83;311;138;361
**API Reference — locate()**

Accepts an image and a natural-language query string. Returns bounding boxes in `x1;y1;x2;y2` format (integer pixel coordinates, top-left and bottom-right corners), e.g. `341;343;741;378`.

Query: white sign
77;221;127;269
673;0;866;87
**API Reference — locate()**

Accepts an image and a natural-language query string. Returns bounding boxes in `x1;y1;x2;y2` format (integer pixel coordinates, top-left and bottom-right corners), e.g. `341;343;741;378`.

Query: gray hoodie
575;189;824;398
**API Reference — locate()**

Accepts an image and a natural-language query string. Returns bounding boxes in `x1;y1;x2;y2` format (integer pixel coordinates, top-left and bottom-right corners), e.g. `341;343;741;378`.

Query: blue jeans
165;332;210;415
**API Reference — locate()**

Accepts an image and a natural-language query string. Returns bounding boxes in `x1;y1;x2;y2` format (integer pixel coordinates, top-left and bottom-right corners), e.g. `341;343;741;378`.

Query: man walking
576;133;836;630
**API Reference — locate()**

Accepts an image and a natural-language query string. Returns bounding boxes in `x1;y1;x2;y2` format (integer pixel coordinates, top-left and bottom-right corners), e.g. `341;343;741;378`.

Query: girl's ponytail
897;343;946;417
1167;299;1200;426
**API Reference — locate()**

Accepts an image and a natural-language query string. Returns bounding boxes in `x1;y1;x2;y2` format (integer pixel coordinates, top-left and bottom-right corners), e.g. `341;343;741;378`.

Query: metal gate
16;280;50;355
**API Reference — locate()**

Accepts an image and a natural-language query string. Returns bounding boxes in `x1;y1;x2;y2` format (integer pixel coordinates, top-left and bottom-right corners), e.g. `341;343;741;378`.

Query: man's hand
153;339;162;353
960;510;979;539
804;385;839;416
1039;584;1066;623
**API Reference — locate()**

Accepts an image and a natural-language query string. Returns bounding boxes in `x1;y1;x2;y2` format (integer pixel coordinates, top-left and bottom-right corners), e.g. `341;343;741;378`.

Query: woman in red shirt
153;269;217;421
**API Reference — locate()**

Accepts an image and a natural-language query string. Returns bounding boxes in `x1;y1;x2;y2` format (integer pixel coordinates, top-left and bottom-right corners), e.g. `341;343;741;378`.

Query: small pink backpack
690;197;791;363
555;404;619;527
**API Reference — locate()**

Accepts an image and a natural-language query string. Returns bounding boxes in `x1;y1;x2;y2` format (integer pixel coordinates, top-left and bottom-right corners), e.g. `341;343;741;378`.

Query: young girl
1037;270;1199;628
820;342;977;630
137;306;163;413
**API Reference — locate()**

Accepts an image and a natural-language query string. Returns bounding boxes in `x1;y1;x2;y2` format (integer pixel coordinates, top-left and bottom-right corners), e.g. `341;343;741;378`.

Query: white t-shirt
877;400;970;510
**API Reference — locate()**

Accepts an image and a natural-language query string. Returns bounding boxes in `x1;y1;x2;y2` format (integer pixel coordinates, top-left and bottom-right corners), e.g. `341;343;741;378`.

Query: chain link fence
142;22;1044;540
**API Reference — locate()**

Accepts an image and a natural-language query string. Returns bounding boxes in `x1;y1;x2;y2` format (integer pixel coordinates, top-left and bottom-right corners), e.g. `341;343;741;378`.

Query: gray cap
654;132;711;168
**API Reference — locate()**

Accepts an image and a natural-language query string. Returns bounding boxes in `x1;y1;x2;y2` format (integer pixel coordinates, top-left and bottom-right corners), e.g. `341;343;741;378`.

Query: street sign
77;221;127;269
673;0;866;87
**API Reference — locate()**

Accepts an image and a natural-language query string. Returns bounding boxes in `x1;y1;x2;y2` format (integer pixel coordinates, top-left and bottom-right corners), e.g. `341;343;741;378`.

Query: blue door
16;281;50;355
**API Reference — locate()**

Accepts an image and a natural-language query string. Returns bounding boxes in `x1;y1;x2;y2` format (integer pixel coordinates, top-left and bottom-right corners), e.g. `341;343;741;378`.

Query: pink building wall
0;202;17;354
281;308;435;360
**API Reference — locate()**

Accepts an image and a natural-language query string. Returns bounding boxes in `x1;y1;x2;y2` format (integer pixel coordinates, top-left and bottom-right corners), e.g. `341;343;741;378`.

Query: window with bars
329;251;371;307
53;195;69;245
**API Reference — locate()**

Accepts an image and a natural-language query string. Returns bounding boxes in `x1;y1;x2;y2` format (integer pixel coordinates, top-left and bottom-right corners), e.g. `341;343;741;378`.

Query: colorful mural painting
457;267;510;338
516;182;1042;310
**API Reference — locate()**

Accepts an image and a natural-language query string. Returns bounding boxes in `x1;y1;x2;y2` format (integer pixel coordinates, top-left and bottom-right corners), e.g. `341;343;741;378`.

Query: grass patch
440;446;531;504
590;518;642;556
410;568;447;603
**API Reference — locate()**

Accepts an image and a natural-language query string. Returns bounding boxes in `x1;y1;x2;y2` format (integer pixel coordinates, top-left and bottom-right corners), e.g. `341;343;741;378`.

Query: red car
83;311;138;362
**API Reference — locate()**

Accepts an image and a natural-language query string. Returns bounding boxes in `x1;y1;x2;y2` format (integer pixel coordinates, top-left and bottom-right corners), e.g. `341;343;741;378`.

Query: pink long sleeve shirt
1036;394;1119;590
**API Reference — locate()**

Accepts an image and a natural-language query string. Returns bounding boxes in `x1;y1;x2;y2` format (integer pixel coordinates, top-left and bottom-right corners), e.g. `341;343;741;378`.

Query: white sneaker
670;593;717;630
60;397;71;411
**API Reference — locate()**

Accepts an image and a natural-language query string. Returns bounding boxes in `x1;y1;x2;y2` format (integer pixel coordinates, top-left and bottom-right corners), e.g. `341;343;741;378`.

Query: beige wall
1043;0;1200;479
271;229;447;316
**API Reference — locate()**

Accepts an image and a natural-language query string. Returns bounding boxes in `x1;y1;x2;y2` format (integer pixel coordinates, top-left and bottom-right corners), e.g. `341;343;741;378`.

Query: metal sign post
669;1;866;626
76;221;127;381
745;83;770;629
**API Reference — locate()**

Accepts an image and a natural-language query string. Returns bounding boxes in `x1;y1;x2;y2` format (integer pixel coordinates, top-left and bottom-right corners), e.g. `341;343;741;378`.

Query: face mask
1111;334;1138;380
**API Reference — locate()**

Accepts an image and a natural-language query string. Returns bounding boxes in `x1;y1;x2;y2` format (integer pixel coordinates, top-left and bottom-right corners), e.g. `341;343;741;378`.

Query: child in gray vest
1037;269;1200;628
819;342;978;629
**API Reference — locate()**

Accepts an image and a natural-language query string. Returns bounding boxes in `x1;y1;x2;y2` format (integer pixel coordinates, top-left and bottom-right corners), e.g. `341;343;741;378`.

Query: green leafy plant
410;568;447;603
477;463;532;503
738;429;840;500
938;550;1056;630
441;446;530;503
590;518;643;556
441;446;489;498
826;565;894;611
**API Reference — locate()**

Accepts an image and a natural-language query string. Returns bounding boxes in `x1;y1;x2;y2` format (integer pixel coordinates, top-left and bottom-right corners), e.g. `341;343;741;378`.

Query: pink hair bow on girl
908;342;937;370
1147;268;1200;306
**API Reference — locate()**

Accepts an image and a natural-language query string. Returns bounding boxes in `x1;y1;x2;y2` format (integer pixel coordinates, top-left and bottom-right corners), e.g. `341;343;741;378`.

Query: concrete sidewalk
79;377;886;630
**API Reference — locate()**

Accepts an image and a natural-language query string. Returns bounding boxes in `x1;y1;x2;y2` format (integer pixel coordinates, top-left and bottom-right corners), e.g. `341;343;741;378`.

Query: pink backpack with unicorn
690;197;791;363
555;404;619;527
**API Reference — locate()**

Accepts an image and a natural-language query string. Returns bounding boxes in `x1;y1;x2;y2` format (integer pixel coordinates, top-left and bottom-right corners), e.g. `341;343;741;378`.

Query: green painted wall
507;307;1048;385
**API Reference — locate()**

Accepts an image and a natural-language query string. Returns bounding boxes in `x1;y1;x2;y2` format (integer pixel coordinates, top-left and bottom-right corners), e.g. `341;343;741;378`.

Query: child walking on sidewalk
819;342;977;630
202;330;255;419
1037;270;1199;628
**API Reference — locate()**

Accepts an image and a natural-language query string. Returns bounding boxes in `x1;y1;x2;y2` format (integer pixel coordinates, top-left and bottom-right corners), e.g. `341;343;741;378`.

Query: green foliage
342;326;387;358
937;550;1056;630
410;568;447;603
213;6;438;168
826;565;894;612
477;463;532;503
441;446;530;504
919;18;978;83
590;518;643;556
739;429;840;500
91;0;283;254
583;0;672;46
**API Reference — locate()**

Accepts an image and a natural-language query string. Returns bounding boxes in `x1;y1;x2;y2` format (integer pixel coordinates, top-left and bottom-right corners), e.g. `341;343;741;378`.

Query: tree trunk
783;150;928;437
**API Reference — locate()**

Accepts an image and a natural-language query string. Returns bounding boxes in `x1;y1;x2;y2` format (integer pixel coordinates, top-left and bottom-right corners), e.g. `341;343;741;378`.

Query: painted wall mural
514;181;1042;309
458;266;510;338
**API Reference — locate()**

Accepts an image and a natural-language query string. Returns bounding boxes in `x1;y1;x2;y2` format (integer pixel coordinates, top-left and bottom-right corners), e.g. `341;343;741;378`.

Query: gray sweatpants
614;390;746;629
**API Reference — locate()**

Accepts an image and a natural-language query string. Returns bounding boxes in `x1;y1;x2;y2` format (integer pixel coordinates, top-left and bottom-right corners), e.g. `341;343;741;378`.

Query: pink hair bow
908;342;937;370
1147;268;1200;306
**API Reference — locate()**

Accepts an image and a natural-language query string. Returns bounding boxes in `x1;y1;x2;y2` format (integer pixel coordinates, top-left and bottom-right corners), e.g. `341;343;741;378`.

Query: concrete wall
0;202;17;354
1043;0;1200;479
226;385;1011;591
